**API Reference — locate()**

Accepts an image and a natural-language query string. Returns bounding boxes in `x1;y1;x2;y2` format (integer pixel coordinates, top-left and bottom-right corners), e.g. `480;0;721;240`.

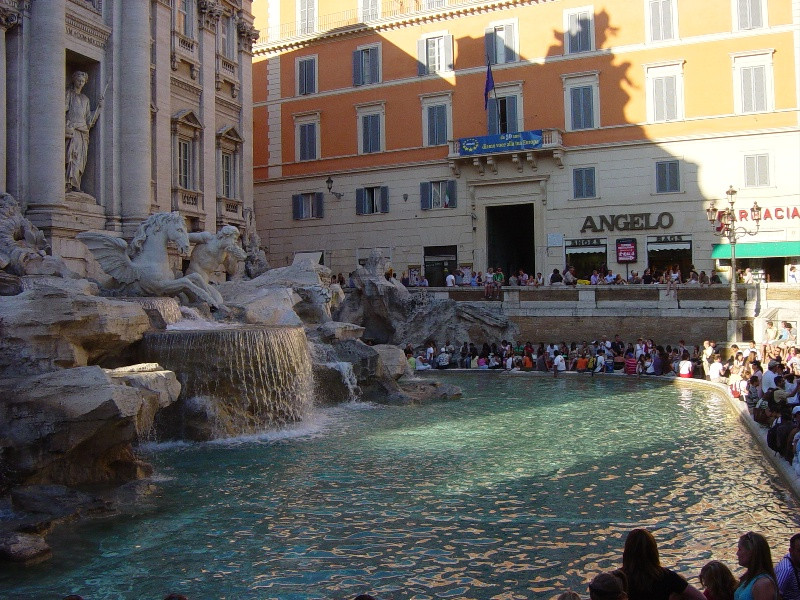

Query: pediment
172;109;203;129
216;125;244;144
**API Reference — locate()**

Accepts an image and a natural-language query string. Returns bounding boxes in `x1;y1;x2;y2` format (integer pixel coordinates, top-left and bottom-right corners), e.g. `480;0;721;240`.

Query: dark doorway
424;245;457;287
487;203;535;277
647;248;692;280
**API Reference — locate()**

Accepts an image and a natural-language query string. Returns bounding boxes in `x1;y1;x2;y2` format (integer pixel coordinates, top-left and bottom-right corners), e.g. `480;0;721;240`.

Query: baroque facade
1;0;257;274
251;0;800;285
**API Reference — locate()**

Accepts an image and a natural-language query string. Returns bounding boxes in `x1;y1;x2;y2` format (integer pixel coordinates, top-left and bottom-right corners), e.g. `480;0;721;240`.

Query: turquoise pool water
2;374;798;599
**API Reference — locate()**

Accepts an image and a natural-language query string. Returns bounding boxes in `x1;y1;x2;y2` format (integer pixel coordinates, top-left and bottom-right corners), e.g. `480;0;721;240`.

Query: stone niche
65;51;104;204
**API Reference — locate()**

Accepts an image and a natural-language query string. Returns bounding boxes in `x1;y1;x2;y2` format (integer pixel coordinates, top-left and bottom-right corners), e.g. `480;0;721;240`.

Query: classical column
0;8;20;193
28;0;65;209
118;0;152;235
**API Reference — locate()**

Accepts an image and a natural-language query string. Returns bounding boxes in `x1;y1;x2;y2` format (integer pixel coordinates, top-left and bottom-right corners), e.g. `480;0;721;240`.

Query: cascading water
138;326;313;440
125;297;183;325
324;361;361;401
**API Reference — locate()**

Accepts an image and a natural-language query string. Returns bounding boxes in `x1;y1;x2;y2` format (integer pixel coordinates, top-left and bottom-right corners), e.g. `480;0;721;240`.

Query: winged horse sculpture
77;211;222;309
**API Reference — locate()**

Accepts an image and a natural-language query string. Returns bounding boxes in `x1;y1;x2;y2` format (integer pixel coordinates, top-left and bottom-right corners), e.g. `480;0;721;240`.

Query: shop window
420;180;457;210
573;167;596;199
356;186;389;215
292;192;324;219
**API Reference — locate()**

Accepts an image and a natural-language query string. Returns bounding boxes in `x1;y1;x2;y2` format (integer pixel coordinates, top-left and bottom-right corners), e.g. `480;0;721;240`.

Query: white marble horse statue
77;212;222;309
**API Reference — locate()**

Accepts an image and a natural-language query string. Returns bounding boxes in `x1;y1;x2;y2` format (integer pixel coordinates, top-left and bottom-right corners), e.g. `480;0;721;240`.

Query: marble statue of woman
65;71;103;192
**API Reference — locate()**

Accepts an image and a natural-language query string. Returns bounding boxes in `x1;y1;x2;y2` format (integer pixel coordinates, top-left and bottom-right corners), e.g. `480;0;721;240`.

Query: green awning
711;241;800;259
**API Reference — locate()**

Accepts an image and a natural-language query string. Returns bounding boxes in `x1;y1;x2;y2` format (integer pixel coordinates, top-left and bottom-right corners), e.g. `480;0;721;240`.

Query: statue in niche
185;225;247;305
0;193;75;277
65;71;104;193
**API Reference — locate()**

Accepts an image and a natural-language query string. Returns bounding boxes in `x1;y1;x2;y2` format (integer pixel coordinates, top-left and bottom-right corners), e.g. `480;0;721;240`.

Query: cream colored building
252;0;800;286
1;0;257;274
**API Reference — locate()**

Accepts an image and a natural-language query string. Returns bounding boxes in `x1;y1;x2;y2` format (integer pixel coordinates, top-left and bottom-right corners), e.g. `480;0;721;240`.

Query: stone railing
171;188;204;216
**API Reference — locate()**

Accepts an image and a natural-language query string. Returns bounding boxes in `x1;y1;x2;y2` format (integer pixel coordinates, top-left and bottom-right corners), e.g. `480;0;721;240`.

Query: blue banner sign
456;130;543;156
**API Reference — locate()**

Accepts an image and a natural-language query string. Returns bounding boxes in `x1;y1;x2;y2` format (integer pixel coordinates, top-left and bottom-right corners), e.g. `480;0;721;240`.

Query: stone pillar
0;9;20;193
27;0;65;210
118;1;152;236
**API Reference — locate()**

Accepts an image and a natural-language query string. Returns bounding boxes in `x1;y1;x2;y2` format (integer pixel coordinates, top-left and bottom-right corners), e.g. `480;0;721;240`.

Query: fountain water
324;361;361;401
138;326;313;440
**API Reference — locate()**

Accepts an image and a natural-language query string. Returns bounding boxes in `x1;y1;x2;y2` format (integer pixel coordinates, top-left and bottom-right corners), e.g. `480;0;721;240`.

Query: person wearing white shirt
762;362;780;393
708;355;727;383
552;351;566;377
445;272;455;287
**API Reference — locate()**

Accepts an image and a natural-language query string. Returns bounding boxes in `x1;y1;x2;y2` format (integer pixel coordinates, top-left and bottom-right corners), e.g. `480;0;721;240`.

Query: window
732;51;774;114
356;186;389;215
422;0;446;9
562;73;599;131
294;113;320;162
299;0;315;34
422;95;451;147
360;0;379;21
172;109;202;192
655;160;680;193
487;95;519;135
485;22;518;65
216;125;243;203
221;152;233;198
178;139;192;189
353;44;381;86
357;104;384;154
573;167;596;199
220;15;236;59
564;7;594;54
420;180;457;210
645;62;684;122
744;154;770;187
177;0;194;37
292;192;324;219
297;56;317;95
735;0;765;30
647;0;676;42
417;34;454;75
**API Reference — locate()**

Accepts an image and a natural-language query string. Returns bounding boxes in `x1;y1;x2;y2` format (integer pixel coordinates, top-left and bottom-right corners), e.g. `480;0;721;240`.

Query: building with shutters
0;0;257;275
251;0;800;285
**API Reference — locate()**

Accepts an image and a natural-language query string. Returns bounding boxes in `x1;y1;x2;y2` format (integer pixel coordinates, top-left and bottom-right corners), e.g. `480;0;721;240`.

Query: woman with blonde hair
734;532;778;600
620;528;706;600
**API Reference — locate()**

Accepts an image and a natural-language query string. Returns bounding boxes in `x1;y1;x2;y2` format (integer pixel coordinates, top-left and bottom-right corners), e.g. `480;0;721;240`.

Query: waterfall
123;297;183;325
138;326;313;440
325;361;361;402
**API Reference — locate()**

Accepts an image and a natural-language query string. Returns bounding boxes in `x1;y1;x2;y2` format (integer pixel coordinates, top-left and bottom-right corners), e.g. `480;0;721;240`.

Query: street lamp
325;176;343;199
705;185;762;338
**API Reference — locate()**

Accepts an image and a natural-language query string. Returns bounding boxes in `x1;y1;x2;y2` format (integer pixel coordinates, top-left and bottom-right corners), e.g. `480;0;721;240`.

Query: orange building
252;0;799;285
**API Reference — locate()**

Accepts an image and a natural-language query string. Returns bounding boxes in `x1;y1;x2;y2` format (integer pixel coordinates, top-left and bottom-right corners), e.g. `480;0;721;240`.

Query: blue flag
484;61;495;110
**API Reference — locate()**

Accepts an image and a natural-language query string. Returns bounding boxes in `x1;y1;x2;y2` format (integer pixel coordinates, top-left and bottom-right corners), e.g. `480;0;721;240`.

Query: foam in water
139;326;313;439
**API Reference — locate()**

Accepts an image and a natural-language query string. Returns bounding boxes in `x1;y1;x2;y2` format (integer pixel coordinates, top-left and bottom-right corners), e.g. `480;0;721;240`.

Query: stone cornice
215;95;242;113
254;0;551;55
170;75;203;98
66;8;111;49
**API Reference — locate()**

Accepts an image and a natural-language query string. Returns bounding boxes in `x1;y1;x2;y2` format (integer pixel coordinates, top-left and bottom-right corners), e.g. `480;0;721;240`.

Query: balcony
216;197;245;227
447;128;564;177
171;188;205;221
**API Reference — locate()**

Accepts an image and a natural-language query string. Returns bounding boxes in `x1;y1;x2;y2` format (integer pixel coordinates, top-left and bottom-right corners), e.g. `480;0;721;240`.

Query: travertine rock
0;365;179;491
317;321;365;342
0;284;150;377
373;344;409;381
0;531;51;565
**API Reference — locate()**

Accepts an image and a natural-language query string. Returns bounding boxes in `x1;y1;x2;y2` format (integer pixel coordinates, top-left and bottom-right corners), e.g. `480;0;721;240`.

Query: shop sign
616;238;637;263
651;235;686;243
735;206;800;221
566;238;604;247
455;130;543;156
580;212;674;233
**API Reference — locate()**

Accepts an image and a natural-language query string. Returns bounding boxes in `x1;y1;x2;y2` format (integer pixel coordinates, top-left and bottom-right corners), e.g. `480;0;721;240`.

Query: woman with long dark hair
734;532;778;600
621;529;705;600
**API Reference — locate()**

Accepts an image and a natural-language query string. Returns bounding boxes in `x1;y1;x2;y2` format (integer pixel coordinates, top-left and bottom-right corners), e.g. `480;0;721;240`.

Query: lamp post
705;185;761;340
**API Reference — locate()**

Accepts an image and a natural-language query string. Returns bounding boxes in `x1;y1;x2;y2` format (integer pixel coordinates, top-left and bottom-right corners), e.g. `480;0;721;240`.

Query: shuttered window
737;0;763;30
570;86;594;130
356;186;389;215
485;23;517;65
427;104;448;146
573;167;596;199
744;154;769;187
487;96;519;135
656;160;680;193
566;9;593;54
649;0;675;41
652;75;677;122
420;180;457;210
416;35;454;75
353;45;380;86
740;65;767;113
292;192;324;220
298;57;316;95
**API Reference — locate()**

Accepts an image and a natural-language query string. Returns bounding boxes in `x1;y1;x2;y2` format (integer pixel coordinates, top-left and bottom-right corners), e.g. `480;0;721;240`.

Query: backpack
767;419;781;453
588;356;596;370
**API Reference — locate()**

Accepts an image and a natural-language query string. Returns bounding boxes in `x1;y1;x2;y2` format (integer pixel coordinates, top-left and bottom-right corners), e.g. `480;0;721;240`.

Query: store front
565;238;607;280
711;241;800;283
424;245;458;287
647;235;692;278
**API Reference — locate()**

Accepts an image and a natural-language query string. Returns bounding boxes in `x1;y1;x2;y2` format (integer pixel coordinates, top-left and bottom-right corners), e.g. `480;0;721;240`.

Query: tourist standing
734;532;778;600
775;533;800;600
